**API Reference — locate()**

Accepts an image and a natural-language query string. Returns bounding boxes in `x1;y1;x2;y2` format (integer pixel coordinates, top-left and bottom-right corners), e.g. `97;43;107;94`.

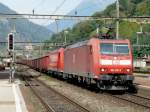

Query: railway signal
7;33;15;83
8;33;14;51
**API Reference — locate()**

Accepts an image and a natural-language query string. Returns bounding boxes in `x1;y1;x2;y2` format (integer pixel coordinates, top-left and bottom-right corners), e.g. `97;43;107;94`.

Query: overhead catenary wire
52;0;67;15
22;0;68;42
32;0;46;13
0;13;150;22
74;1;102;15
40;0;67;26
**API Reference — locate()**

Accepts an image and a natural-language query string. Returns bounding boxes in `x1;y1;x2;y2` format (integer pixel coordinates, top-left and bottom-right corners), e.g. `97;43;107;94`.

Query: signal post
8;33;15;83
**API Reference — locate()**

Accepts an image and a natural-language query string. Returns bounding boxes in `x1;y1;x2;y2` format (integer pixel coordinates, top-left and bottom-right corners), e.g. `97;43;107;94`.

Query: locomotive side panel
64;45;92;76
57;48;64;72
47;48;64;72
49;52;59;71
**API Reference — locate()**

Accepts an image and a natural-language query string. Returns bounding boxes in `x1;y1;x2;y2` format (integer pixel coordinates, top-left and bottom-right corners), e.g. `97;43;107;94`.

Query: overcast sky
0;0;81;14
0;0;115;26
0;0;82;25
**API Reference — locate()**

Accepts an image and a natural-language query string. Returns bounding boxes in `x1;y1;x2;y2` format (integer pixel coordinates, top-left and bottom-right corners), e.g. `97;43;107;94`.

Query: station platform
0;71;28;112
134;73;150;89
134;73;150;78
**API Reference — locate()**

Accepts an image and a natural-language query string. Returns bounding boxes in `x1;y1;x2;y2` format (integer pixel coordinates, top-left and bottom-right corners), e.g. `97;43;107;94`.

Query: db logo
113;60;120;65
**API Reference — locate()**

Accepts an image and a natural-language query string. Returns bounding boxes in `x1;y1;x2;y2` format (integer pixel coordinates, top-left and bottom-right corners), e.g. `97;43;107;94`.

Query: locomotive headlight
126;69;130;72
101;68;105;72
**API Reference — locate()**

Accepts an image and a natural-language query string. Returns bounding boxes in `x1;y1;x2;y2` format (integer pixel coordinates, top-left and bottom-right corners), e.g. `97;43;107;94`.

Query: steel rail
36;78;91;112
132;94;150;101
111;94;150;109
23;75;91;112
23;76;55;112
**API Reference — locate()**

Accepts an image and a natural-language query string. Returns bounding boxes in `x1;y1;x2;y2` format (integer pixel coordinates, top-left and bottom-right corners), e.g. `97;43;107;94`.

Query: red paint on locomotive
64;38;134;90
21;38;135;90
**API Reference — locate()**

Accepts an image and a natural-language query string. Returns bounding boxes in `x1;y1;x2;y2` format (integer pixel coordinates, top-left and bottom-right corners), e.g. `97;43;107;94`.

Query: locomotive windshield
100;43;129;55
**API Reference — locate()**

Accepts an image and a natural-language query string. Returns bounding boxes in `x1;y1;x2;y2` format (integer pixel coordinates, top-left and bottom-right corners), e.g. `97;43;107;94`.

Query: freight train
20;38;136;91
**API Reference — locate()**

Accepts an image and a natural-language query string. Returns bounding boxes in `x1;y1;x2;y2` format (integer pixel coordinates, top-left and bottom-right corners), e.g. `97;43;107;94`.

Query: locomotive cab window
100;43;129;55
100;43;113;54
115;44;129;55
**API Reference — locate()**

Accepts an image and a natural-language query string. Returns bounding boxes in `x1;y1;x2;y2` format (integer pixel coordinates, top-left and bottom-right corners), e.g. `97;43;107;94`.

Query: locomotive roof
66;38;129;49
31;38;130;60
31;48;64;60
65;40;89;49
100;39;129;43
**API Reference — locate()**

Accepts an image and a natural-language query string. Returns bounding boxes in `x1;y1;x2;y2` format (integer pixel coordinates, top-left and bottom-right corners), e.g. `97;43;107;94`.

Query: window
100;43;129;55
100;43;113;54
115;44;129;54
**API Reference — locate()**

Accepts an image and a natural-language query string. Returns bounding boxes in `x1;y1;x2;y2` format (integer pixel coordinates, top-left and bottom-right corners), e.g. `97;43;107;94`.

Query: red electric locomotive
64;38;134;90
48;48;64;74
34;48;64;73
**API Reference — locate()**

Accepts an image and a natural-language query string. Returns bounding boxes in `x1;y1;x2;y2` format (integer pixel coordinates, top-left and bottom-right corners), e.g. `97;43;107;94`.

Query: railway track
111;93;150;109
134;70;150;74
20;67;150;111
22;75;91;112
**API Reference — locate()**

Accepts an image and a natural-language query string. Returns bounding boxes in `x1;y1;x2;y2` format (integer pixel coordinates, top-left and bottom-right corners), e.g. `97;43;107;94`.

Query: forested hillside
45;0;150;58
